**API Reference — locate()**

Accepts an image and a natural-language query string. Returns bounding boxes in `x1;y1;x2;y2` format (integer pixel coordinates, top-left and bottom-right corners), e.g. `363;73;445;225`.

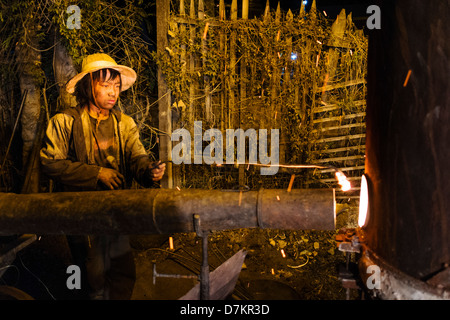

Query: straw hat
66;53;137;94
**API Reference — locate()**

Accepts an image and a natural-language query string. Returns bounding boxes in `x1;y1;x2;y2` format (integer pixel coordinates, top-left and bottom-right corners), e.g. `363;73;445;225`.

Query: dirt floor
0;202;360;300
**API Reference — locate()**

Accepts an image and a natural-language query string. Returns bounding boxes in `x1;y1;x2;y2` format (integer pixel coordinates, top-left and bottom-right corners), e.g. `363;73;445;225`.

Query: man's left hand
149;161;166;181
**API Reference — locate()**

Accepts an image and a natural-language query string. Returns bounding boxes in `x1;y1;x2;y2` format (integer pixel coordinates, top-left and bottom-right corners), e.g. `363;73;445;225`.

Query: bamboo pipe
0;188;335;235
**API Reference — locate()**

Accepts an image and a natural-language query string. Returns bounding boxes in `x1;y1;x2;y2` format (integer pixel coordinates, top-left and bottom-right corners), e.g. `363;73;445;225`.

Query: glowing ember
335;171;351;191
280;249;286;258
287;174;295;192
202;22;210;39
276;195;280;201
403;69;412;87
169;236;174;250
176;186;181;191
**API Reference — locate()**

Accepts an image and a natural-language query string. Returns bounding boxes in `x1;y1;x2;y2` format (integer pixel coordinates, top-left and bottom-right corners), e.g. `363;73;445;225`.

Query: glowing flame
335;171;351;192
358;174;369;228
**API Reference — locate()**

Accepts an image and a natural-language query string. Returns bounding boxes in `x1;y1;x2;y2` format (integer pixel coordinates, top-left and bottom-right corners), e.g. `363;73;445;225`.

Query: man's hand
149;161;166;181
97;167;124;190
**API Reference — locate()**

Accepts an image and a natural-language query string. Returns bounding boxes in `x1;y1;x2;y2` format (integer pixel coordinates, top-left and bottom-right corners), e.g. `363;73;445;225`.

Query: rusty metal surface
0;188;335;235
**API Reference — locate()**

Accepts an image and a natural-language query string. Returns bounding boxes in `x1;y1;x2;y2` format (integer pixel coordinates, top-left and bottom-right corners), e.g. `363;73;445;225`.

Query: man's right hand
97;167;124;190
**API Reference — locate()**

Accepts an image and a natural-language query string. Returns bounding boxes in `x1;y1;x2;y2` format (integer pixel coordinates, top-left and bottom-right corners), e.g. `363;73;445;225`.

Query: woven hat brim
66;65;137;94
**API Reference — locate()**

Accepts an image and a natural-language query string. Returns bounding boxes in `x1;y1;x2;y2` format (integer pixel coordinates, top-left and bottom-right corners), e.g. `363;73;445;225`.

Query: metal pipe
0;188;335;235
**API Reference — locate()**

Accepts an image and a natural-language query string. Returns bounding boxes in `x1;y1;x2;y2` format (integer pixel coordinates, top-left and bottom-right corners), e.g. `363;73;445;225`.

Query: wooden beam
157;0;173;189
315;79;366;93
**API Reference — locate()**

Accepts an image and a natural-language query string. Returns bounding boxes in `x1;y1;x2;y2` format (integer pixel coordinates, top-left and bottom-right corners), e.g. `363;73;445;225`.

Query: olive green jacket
40;107;154;191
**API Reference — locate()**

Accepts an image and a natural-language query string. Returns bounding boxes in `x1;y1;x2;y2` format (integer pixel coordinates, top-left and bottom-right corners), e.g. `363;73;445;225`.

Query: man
40;53;165;299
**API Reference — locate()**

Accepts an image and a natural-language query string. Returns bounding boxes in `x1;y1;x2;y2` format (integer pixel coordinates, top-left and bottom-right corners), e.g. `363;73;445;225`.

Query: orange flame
335;171;351;192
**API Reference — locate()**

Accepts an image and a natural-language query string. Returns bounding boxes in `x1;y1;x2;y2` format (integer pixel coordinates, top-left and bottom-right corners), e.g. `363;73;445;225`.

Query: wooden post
229;0;237;129
15;13;42;192
53;32;77;111
279;9;294;165
157;0;173;189
272;2;281;130
237;0;249;187
242;0;249;19
219;0;226;132
189;0;196;129
323;9;347;101
239;0;249;127
199;0;212;124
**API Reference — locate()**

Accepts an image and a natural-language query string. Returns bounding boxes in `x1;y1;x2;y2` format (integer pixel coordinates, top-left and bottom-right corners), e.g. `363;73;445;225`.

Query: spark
169;237;174;250
176;186;181;191
287;174;295;192
202;22;210;39
276;195;280;201
403;69;412;87
280;249;286;258
213;163;353;192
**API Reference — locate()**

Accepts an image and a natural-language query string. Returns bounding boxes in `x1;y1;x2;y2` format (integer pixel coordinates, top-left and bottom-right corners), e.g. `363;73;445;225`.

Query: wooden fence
156;0;367;197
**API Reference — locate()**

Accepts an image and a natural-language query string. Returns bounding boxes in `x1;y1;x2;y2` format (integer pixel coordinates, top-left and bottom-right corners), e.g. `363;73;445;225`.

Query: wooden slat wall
308;10;367;199
158;0;367;195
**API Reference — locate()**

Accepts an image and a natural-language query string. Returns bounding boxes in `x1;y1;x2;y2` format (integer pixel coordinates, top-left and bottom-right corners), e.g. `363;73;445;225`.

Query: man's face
92;69;121;112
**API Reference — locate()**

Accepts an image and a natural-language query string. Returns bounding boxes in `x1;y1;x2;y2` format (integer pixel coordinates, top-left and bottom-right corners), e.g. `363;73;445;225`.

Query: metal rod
194;214;210;300
152;264;198;285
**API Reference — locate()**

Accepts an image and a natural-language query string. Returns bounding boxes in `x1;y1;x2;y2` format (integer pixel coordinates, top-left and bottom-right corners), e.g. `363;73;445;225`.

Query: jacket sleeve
121;114;156;188
40;113;101;190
